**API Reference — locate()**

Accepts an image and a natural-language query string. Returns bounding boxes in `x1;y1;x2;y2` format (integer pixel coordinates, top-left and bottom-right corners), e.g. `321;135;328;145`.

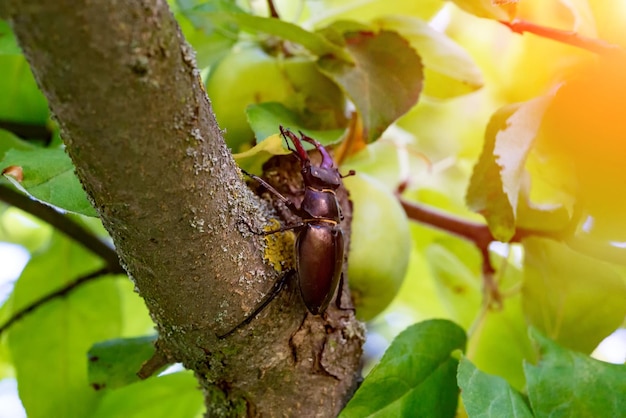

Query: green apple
206;46;291;151
206;44;345;152
344;173;412;321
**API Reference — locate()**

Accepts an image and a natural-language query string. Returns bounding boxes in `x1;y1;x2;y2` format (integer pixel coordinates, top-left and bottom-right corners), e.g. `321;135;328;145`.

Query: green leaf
522;237;626;354
0;330;14;379
525;327;626;418
0;129;35;159
373;16;483;99
92;372;204;418
425;243;481;329
0;55;49;124
450;0;517;20
175;0;242;68
494;96;551;224
309;0;443;27
0;20;21;55
466;97;551;241
232;133;290;175
340;319;466;418
0;205;53;252
88;335;159;391
467;267;536;392
318;30;423;142
175;12;237;69
178;2;352;62
515;190;571;232
458;357;533;418
1;147;98;216
234;14;353;62
246;102;345;146
246;102;302;143
7;232;122;418
236;103;346;174
466;104;518;241
116;277;155;338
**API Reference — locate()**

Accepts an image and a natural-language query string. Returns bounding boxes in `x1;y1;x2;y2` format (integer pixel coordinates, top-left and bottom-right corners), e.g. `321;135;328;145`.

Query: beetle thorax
301;164;342;190
300;188;341;222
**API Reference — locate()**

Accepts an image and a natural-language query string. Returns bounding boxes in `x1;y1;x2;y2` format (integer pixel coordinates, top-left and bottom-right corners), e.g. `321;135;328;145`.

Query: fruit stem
499;19;624;56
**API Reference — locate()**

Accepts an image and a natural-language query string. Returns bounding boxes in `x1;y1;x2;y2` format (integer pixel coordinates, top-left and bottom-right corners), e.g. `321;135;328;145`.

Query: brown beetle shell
296;223;344;314
299;188;341;221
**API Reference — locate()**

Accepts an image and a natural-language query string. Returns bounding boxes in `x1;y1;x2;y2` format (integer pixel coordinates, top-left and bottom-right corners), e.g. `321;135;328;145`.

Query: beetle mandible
221;126;353;338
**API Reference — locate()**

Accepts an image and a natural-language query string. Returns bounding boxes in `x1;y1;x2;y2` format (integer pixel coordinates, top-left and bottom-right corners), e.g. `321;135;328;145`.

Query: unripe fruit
344;173;411;321
206;46;292;151
206;45;345;152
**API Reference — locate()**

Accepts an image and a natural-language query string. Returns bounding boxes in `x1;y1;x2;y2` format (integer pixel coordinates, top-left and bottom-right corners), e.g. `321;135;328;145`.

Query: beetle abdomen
296;224;344;314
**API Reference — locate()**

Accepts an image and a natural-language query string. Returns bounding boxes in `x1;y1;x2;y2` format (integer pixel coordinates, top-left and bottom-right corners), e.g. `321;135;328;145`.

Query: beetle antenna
241;168;295;209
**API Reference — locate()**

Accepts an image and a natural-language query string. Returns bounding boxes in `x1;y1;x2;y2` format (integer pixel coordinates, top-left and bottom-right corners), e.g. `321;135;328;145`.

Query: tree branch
0;184;124;272
3;1;361;415
499;19;623;55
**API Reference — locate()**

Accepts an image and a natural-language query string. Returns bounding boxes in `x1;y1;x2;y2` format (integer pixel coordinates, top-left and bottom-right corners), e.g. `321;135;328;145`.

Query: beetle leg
262;222;304;235
241;168;301;214
334;273;345;310
237;219;303;237
218;270;296;338
333;273;355;313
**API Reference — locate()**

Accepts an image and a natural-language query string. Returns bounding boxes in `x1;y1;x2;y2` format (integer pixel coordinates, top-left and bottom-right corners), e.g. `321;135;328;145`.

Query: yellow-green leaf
450;0;518;20
1;147;98;217
522;238;626;354
318;30;423;142
373;15;483;99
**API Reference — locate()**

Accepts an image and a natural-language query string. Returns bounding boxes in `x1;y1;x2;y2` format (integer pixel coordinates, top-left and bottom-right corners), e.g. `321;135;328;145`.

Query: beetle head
279;126;342;191
302;163;342;190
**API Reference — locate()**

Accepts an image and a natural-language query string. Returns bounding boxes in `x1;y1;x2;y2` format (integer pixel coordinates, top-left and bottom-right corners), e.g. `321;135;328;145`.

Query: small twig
500;19;623;55
399;197;494;247
137;347;171;380
0;185;124;272
399;197;562;247
398;196;563;305
0;267;114;335
267;0;279;18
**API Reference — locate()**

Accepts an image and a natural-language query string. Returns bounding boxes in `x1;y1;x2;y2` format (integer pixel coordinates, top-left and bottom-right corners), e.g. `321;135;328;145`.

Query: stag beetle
220;126;353;338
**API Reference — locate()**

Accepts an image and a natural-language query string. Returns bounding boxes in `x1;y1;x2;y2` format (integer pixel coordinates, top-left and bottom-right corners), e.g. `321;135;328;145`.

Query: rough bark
2;0;363;416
